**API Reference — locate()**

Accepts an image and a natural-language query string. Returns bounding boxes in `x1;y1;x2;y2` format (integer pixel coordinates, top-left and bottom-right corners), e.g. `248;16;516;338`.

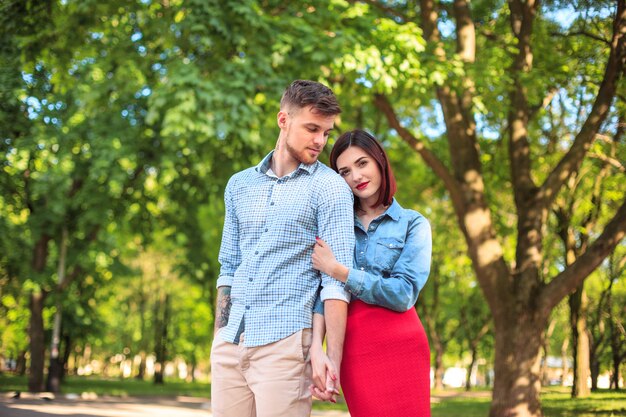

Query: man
210;80;354;417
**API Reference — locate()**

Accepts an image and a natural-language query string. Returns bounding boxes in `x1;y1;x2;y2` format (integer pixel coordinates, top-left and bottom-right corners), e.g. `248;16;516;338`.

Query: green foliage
1;0;624;400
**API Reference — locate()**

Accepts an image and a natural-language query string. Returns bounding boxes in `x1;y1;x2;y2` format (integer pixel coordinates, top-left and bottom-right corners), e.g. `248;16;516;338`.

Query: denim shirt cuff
345;269;365;297
216;275;234;288
312;296;325;315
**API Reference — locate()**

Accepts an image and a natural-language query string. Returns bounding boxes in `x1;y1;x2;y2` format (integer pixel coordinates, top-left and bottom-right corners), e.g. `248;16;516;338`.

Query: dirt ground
0;393;350;417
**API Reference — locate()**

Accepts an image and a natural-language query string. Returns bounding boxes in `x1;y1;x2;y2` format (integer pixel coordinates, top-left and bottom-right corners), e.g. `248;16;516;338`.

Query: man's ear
277;110;288;129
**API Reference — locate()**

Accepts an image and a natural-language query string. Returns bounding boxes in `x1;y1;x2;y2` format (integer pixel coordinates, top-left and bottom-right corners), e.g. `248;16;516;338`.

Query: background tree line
1;1;624;417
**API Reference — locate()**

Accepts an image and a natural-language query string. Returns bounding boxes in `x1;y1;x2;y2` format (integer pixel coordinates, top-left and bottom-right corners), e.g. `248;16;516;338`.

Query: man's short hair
280;80;341;116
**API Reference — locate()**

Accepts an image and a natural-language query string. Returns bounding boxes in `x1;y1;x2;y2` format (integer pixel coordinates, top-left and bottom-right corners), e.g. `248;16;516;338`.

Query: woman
310;129;432;417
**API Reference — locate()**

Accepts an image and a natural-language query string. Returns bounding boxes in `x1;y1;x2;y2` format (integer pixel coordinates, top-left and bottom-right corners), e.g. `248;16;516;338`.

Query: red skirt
340;299;431;417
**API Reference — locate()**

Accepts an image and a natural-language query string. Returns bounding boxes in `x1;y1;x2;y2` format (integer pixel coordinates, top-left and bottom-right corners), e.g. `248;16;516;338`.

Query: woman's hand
312;237;345;281
309;342;339;403
312;237;349;282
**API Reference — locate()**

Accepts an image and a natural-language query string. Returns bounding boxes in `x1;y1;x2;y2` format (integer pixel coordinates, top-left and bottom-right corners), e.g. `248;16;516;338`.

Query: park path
0;394;350;417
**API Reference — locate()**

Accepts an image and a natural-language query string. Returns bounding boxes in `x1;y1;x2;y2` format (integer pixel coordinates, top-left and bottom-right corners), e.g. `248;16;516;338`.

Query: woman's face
335;146;382;205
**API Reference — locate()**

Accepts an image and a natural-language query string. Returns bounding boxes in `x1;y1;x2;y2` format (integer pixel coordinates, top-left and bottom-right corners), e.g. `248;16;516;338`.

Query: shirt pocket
374;237;405;272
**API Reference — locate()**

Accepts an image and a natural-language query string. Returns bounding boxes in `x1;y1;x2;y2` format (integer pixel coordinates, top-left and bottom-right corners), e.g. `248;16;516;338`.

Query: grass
541;387;626;417
0;374;211;398
428;387;626;417
1;374;624;416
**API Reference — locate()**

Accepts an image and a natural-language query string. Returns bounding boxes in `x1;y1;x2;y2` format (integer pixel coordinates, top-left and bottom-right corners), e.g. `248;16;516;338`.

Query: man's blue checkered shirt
216;151;354;347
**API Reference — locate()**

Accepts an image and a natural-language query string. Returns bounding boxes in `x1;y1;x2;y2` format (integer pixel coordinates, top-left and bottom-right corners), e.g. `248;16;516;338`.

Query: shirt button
270;202;275;206
264;228;268;232
246;305;250;310
249;278;253;282
255;251;259;255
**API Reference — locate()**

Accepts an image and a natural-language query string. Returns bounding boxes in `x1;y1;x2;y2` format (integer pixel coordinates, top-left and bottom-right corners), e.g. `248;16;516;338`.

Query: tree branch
372;93;464;213
540;197;626;314
508;0;540;206
551;30;611;46
588;152;625;172
538;0;626;210
454;0;475;62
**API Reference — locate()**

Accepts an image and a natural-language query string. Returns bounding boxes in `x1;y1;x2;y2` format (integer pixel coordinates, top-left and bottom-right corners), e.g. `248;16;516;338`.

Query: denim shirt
314;198;431;313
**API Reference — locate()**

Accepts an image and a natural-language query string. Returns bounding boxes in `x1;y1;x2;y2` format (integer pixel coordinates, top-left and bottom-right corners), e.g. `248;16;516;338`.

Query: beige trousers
210;329;313;417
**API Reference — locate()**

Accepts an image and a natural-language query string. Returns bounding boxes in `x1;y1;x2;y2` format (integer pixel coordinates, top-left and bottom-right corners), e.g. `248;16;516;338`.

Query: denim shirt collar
255;150;317;176
355;197;401;227
385;198;401;221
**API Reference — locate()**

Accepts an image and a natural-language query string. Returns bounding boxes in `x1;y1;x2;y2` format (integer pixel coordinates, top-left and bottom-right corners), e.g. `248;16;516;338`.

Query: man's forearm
323;299;348;368
214;285;232;333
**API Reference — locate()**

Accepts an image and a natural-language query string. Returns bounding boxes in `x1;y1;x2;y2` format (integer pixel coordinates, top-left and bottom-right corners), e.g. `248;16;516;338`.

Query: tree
1;0;172;390
340;1;626;416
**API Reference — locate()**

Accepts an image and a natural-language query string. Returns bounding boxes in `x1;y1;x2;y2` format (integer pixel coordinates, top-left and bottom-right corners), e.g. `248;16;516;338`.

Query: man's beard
285;138;318;165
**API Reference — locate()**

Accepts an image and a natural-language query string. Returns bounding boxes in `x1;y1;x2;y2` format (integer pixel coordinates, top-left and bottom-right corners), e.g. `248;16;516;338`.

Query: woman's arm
313;216;432;312
347;216;432;311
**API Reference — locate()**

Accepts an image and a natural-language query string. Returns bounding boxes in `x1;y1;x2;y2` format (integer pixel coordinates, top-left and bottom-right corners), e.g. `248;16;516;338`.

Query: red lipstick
356;182;369;191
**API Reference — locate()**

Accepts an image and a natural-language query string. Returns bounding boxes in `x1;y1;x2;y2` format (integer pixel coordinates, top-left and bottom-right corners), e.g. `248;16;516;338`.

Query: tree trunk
561;338;570;387
61;334;71;380
434;339;444;390
590;353;600;391
189;357;197;382
16;350;27;375
46;307;63;392
466;346;478;391
136;351;146;380
490;313;546;417
46;355;63;392
611;354;621;390
28;291;47;392
153;293;170;385
46;227;68;393
611;340;625;390
540;319;556;386
569;287;591;397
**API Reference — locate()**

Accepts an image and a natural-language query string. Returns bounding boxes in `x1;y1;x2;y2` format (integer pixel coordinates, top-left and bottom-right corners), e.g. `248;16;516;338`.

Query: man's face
278;105;336;165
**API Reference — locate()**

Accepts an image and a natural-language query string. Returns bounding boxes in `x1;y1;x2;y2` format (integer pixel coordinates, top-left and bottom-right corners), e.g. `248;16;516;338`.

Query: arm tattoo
215;286;232;332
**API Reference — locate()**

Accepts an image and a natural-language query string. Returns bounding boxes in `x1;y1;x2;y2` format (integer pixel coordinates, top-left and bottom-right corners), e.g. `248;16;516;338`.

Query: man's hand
310;343;339;402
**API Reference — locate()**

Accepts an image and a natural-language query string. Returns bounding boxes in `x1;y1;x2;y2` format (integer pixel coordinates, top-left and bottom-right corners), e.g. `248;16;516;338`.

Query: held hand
309;344;339;403
312;237;338;277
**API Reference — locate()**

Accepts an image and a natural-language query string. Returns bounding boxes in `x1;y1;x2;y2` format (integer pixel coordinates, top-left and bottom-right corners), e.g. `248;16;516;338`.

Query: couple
211;80;432;417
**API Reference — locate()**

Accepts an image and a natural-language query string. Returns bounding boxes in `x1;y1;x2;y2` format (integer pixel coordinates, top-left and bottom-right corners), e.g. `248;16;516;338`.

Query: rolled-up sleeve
216;177;241;288
316;177;354;303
